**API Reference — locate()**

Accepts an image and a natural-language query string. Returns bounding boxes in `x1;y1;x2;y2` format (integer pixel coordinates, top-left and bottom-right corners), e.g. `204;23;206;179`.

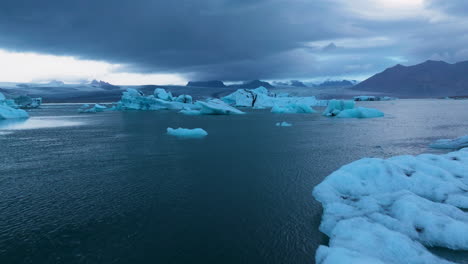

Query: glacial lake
1;100;468;263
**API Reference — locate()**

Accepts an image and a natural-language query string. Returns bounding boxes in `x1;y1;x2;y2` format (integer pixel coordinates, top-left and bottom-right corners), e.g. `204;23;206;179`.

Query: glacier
0;92;29;119
167;127;208;138
313;148;468;263
430;135;468;150
222;87;325;108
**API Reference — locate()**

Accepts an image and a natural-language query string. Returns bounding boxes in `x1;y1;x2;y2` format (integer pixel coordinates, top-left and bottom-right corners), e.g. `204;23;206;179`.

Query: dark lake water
1;100;468;263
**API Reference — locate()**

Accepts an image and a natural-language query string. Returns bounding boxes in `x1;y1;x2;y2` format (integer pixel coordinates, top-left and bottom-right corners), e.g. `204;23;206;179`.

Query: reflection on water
0;116;84;131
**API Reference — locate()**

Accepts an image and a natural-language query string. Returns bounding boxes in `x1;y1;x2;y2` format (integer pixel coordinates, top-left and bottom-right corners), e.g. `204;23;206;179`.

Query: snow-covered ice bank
0;92;29;119
323;99;384;118
430;135;468;150
167;127;208;138
222;87;326;108
276;121;292;127
271;104;316;114
180;99;245;115
313;148;468;263
116;88;198;111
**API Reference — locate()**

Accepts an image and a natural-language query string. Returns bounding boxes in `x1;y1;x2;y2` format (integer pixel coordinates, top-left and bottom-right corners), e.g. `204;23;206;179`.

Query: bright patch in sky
0;49;186;85
342;0;426;20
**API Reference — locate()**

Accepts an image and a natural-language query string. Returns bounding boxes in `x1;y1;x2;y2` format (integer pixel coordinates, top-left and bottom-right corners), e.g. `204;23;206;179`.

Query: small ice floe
275;121;292;127
313;148;468;264
271;103;316;114
323;99;383;118
166;127;208;138
0;92;29;119
78;104;107;113
353;95;398;101
430;135;468;150
336;107;384;118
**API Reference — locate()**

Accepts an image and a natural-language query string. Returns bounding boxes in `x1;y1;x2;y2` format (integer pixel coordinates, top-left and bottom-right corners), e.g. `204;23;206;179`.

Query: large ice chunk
194;99;245;115
167;127;208;138
336;107;384;118
222;87;325;108
313;148;468;263
271;103;316;114
154;88;173;101
322;99;355;116
323;99;383;118
430;135;468;150
275;121;292;127
0;92;29;119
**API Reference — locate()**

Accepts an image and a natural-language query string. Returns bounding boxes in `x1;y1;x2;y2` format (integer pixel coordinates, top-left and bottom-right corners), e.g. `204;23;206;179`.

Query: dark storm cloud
0;0;468;81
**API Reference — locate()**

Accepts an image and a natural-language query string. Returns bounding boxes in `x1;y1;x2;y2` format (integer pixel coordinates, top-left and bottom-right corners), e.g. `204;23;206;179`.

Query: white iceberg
222;87;325;108
0;92;29;119
313;148;468;263
275;121;292;127
167;127;208;138
271;103;316;114
116;88;198;111
336;107;384;118
430;135;468;150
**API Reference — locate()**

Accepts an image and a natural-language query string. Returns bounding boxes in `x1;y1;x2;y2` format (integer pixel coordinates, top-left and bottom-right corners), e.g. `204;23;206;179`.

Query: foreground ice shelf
313;148;468;264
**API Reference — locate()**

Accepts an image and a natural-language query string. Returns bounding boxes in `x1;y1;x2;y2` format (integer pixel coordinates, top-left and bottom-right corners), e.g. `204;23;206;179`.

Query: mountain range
353;60;468;97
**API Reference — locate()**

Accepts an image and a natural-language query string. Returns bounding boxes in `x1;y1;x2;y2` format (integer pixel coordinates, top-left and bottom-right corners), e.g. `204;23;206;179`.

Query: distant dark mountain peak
90;80;119;90
232;80;275;89
290;80;307;87
186;80;226;88
353;60;468;97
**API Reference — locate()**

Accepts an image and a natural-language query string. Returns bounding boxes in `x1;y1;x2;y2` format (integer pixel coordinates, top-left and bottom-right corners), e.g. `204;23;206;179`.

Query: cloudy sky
0;0;467;84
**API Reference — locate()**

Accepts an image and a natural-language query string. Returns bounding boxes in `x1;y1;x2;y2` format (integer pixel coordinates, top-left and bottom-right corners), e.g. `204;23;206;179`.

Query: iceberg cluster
313;148;468;263
167;127;208;138
222;87;325;108
13;95;42;109
323;99;384;118
0;92;29;119
271;104;316;114
430;135;468;150
116;88;198;111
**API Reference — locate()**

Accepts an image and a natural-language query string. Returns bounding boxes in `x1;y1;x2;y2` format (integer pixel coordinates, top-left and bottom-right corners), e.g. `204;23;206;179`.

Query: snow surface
430;135;468;150
336;107;384;118
313;148;468;263
0;92;29;119
222;87;325;108
167;127;208;138
271;104;316;114
275;121;292;127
